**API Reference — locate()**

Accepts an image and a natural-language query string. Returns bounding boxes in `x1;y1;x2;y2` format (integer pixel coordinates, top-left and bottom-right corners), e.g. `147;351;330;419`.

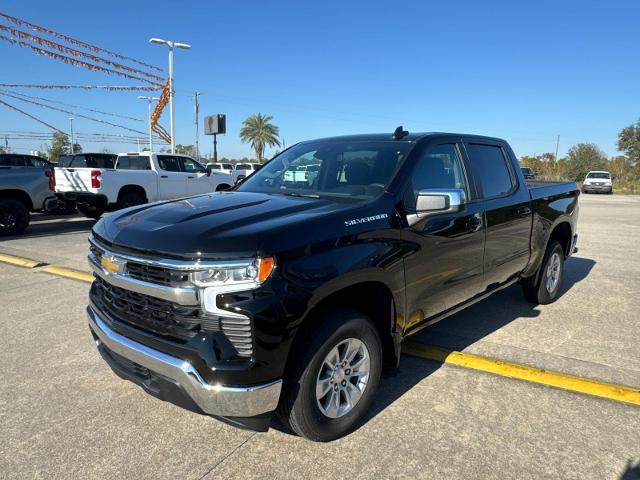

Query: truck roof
302;132;509;144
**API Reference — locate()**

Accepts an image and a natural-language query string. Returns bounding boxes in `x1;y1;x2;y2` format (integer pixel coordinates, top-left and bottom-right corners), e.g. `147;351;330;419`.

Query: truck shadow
2;214;97;240
364;255;596;431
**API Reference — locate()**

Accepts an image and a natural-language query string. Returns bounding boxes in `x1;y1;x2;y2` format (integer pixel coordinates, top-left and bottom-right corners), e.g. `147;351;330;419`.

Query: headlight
190;257;276;287
192;257;276;316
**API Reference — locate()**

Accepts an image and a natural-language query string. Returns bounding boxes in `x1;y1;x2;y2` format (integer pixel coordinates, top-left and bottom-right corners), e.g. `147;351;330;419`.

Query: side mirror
408;188;466;225
206;165;212;176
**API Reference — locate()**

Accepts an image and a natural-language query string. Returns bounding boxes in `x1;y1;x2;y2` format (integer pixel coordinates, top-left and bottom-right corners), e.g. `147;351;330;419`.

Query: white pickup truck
55;152;233;218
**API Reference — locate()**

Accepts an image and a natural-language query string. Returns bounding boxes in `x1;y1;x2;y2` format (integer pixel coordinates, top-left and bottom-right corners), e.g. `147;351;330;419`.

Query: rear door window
117;155;151;170
157;155;182;172
465;144;515;198
0;155;26;166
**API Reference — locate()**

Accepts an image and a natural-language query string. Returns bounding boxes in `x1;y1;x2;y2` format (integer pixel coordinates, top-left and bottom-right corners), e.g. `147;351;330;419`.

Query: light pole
149;37;191;154
69;117;74;154
138;96;160;152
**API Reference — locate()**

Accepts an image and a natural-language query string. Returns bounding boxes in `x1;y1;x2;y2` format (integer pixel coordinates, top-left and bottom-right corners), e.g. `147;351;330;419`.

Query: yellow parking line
41;265;94;283
0;253;43;268
403;342;640;406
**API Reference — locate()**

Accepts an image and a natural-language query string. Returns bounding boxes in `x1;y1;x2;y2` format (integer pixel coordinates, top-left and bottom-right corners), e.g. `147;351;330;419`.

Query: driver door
180;157;213;195
401;141;486;332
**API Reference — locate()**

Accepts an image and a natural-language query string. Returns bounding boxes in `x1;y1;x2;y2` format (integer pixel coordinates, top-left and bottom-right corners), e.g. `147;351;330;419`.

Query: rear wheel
77;203;105;219
0;197;30;236
522;240;565;304
277;309;382;442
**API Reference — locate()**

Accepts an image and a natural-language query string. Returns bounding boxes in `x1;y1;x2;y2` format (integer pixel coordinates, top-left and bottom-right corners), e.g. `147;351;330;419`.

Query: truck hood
93;191;378;259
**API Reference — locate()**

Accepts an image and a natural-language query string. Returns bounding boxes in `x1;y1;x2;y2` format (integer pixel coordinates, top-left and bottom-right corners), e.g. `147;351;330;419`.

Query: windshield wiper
280;191;320;199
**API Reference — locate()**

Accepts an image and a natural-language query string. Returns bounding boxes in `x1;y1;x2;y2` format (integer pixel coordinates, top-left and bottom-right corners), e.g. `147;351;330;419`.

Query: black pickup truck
87;130;579;441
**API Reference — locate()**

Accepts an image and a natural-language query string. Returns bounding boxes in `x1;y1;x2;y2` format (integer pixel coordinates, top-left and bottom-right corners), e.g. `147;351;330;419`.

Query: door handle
517;207;532;216
160;175;168;178
187;176;195;179
466;213;483;233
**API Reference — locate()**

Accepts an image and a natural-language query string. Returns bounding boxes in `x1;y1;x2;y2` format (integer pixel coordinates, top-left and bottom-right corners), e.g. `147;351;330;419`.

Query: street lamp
149;37;191;154
137;96;160;152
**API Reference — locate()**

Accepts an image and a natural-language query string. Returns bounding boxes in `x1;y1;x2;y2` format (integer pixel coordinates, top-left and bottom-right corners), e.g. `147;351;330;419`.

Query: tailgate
54;167;95;193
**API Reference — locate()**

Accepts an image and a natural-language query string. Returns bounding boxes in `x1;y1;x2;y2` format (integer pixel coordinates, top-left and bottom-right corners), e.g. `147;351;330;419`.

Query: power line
0;98;64;133
0;89;143;122
0;91;147;135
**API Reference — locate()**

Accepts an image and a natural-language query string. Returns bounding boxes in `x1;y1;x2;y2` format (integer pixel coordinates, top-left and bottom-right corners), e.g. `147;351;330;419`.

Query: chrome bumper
87;304;282;417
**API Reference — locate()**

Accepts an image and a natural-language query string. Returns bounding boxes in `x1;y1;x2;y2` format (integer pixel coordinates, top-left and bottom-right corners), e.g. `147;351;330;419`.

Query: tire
0;197;30;236
117;190;146;210
522;240;565;305
277;308;382;442
215;184;231;192
77;204;105;219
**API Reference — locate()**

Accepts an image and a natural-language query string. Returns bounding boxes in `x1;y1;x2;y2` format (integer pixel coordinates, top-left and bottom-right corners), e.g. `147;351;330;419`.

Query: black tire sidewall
118;192;145;209
77;204;105;219
0;198;29;236
284;310;382;441
536;241;565;304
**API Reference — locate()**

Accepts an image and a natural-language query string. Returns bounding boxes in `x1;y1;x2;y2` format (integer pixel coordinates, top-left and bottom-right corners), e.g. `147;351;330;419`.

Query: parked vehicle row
86;131;579;441
54;152;233;219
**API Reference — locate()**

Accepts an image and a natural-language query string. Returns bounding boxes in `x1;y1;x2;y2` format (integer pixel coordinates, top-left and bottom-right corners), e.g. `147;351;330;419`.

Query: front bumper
87;304;282;418
583;184;612;193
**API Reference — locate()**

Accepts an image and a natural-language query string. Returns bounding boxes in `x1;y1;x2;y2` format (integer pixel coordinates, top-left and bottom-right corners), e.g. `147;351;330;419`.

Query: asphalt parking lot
1;194;639;479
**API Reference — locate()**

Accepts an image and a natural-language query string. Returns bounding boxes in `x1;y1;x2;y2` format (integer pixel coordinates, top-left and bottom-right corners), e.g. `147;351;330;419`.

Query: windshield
237;140;413;200
586;172;610;179
521;167;533;174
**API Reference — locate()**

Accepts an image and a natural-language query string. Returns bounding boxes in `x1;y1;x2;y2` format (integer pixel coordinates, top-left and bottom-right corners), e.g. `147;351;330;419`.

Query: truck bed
527;180;578;201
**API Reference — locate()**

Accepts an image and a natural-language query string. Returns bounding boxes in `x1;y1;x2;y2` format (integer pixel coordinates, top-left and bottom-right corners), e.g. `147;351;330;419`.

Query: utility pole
138;96;160;152
69;117;75;154
193;92;200;160
554;134;560;162
213;134;217;162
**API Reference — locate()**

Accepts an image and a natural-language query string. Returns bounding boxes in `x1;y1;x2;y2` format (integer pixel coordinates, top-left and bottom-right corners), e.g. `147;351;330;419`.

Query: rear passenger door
156;155;187;200
463;141;532;288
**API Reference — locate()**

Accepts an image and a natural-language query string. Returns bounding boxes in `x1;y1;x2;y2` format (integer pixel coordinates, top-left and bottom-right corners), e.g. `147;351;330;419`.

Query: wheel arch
117;184;148;203
0;189;33;210
289;280;400;369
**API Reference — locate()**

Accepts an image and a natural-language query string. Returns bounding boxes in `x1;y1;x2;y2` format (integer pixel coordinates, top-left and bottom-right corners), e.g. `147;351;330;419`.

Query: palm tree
240;113;281;162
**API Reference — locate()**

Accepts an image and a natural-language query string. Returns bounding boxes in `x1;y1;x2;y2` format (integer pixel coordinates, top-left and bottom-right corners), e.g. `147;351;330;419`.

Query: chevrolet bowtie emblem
101;255;126;275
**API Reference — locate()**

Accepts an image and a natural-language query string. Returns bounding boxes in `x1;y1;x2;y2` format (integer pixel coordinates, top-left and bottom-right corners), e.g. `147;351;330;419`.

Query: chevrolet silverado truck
86;130;579;441
55;152;233;219
0;164;57;235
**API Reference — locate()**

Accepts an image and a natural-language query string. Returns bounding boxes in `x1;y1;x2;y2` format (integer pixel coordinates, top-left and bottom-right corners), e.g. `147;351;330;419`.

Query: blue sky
1;0;638;159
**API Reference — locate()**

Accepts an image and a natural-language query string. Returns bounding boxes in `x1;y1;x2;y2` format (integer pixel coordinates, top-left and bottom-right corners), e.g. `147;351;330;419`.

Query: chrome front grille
126;262;189;287
88;236;254;357
91;276;219;342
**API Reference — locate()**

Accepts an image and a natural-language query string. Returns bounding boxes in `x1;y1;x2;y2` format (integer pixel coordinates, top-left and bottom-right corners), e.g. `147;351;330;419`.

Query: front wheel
0;197;30;236
277;309;382;442
522;240;565;304
77;204;105;219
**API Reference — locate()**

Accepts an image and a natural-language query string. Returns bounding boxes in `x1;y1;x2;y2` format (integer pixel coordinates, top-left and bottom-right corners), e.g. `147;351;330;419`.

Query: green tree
617;118;640;165
240;113;280;162
564;143;608;181
175;144;196;156
46;132;81;162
